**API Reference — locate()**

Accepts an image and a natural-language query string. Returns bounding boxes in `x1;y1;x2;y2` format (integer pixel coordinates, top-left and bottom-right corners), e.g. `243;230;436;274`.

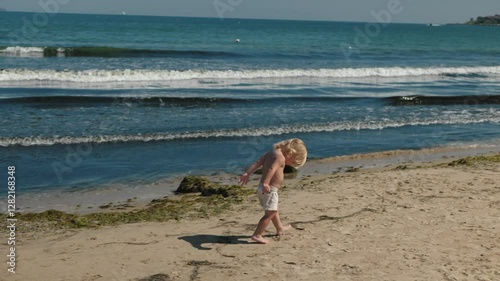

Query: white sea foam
0;66;499;83
0;46;46;57
1;117;498;147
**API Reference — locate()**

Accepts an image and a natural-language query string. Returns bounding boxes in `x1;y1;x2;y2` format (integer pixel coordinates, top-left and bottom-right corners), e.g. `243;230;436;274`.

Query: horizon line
0;9;462;25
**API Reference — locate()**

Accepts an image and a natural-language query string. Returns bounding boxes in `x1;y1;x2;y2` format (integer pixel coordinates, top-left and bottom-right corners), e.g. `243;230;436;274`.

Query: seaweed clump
175;176;253;197
446;154;500;167
9;176;255;232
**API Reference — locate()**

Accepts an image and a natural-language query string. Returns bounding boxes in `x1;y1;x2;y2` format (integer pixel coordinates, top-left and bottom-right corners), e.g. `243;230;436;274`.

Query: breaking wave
2;117;499;147
0;46;240;58
0;66;498;83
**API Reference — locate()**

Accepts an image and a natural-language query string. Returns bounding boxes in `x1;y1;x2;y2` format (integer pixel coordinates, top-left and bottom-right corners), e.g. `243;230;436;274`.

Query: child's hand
238;173;249;185
262;183;271;193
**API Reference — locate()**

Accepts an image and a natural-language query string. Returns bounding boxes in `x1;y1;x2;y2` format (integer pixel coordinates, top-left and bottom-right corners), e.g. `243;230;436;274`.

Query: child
239;138;307;244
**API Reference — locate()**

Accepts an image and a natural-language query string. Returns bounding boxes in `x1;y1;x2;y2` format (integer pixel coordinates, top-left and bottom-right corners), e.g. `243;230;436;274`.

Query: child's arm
238;153;266;185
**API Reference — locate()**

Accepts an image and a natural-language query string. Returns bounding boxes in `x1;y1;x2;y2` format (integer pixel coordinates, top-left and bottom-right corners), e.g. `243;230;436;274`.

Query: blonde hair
274;138;307;168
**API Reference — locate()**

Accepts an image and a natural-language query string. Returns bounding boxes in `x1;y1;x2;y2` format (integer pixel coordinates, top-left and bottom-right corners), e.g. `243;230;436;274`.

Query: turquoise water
0;12;499;193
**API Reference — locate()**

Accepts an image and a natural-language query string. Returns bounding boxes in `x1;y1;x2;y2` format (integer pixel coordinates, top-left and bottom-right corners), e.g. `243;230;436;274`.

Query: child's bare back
259;149;286;189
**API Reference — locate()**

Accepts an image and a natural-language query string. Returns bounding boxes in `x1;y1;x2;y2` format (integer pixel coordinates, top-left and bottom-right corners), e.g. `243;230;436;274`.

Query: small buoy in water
234;39;240;43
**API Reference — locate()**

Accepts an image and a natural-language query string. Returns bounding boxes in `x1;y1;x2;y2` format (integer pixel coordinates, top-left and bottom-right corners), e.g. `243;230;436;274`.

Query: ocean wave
0;66;499;83
2;95;499;107
0;46;46;57
390;95;500;105
2;117;499;147
0;95;248;106
0;46;240;58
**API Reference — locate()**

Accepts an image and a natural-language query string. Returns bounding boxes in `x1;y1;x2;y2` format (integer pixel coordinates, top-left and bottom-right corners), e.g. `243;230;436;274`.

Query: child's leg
271;211;291;236
251;210;277;244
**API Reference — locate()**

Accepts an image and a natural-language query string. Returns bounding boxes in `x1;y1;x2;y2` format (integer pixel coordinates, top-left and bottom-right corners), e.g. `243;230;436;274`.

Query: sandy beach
5;150;500;281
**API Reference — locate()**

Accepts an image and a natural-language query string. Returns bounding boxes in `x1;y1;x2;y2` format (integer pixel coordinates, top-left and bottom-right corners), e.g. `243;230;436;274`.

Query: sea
1;11;499;198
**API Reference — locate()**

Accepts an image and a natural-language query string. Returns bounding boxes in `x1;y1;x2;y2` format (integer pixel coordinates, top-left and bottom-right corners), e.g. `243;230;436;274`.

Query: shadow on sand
178;234;253;250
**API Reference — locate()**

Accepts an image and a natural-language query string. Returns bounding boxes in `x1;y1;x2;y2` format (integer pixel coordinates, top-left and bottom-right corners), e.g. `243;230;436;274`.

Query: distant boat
428;23;441;27
122;11;126;15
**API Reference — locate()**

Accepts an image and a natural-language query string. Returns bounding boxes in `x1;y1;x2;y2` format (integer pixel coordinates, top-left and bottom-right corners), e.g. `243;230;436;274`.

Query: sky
1;0;499;24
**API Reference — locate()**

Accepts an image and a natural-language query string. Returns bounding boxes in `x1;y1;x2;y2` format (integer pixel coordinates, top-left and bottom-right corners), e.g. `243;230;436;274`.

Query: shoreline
16;143;500;215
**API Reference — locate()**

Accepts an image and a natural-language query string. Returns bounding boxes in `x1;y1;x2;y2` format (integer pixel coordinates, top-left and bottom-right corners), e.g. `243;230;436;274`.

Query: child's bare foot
251;235;269;244
276;224;292;236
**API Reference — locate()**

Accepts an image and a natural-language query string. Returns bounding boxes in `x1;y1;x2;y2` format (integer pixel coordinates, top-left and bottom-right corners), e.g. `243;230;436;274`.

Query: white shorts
257;184;279;211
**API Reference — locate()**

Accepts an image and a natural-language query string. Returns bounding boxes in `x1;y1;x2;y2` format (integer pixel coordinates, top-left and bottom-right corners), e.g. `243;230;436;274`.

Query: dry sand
6;153;500;281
